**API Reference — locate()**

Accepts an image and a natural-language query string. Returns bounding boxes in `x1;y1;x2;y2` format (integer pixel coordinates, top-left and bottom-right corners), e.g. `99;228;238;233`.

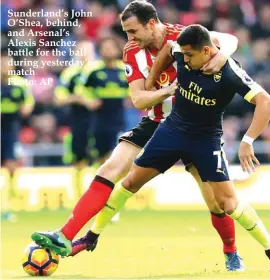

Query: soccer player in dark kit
31;1;248;271
126;24;270;263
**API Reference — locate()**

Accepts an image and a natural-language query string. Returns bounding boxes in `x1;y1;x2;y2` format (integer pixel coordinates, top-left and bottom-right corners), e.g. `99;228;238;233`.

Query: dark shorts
135;122;230;182
1;125;18;162
71;128;89;161
118;117;159;148
70;117;93;162
95;129;122;158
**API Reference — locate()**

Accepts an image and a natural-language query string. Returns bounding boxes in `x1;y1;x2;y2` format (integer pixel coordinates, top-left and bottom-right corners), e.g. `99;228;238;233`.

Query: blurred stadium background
1;0;270;279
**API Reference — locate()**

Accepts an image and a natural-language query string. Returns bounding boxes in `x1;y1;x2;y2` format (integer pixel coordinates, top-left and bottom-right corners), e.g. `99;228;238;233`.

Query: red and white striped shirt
123;23;185;123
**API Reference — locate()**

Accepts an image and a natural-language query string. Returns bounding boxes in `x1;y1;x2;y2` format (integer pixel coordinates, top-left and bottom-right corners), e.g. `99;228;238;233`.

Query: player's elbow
131;92;147;110
132;98;146;110
254;92;270;109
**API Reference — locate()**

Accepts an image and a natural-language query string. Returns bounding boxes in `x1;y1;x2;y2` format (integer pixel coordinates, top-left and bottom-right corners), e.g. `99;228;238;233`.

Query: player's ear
147;19;156;30
203;46;211;55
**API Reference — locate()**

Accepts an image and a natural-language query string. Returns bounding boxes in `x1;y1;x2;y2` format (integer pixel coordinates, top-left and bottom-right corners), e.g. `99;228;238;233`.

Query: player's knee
97;158;129;183
216;196;238;214
206;201;223;213
122;175;141;193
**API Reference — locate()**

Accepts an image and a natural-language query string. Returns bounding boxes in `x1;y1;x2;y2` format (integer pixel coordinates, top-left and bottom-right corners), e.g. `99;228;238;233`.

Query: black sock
85;230;99;243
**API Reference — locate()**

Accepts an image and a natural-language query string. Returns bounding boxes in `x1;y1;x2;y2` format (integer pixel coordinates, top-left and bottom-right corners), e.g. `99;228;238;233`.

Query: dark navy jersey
55;65;92;119
1;76;34;127
167;43;264;137
83;61;129;130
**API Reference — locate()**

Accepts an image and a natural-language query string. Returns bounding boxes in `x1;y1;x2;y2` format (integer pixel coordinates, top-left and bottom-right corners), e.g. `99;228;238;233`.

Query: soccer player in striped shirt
31;1;245;271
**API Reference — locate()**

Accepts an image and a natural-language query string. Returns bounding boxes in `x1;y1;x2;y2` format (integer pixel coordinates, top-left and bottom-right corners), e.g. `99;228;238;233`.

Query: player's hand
201;51;227;73
70;95;84;104
87;99;102;111
164;79;178;96
238;142;260;174
145;77;156;91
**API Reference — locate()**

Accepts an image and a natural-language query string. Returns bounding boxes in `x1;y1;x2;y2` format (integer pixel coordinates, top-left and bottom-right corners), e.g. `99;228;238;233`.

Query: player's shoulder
60;65;81;82
223;57;256;86
9;75;27;84
123;41;141;63
123;41;140;54
164;23;185;39
224;58;245;80
81;60;105;78
9;75;29;90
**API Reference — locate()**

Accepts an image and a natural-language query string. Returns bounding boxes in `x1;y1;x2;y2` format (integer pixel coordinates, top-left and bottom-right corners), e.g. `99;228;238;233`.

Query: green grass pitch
1;209;270;279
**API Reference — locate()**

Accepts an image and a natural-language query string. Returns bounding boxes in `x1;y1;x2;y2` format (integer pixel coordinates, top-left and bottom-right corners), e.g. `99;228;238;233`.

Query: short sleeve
123;45;145;83
227;58;264;102
171;42;181;59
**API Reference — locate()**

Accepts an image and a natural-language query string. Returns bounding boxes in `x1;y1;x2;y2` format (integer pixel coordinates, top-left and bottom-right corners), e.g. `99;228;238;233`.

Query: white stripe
135;49;149;78
162;96;174;118
147;96;173;121
171;42;181;56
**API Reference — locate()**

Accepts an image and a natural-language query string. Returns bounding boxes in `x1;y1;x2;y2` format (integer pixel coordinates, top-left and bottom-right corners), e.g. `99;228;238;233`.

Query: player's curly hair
120;0;159;25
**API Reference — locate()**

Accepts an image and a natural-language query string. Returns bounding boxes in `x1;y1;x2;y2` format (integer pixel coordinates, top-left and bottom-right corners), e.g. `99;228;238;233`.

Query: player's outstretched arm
145;42;175;91
209;31;238;57
239;91;270;173
129;78;177;110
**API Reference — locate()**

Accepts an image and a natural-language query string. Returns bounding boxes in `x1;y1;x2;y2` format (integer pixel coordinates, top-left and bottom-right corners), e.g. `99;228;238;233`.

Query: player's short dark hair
120;0;159;25
177;24;212;50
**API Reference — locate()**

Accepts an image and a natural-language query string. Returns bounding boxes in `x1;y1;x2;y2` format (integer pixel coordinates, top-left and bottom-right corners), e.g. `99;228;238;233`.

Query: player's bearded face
121;17;154;48
180;45;211;70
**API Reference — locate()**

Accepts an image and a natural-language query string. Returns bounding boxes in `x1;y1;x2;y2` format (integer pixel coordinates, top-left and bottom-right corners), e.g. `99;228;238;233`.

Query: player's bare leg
189;166;244;271
31;141;141;256
209;180;270;261
70;164;160;256
1;160;17;222
70;166;243;272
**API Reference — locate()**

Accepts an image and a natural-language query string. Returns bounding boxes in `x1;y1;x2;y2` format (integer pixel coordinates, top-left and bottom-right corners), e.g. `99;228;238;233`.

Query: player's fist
238;142;260;174
165;79;178;96
201;51;227;73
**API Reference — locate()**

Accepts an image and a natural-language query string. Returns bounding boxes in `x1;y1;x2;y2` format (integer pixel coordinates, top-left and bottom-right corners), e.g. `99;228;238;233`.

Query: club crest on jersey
156;72;170;86
125;64;133;77
214;71;222;82
241;73;253;85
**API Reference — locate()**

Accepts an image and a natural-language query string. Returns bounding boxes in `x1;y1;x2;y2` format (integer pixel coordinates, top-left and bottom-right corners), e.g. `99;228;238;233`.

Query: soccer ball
22;243;59;276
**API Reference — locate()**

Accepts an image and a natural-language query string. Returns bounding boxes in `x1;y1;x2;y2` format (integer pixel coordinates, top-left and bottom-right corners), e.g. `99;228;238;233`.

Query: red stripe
153;103;164;123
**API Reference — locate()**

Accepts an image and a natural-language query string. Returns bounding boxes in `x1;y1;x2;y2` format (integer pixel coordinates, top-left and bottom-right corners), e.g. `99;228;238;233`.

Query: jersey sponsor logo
214;71;222;82
125;64;133;77
178;81;216;106
241;73;254;85
156;72;170;86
